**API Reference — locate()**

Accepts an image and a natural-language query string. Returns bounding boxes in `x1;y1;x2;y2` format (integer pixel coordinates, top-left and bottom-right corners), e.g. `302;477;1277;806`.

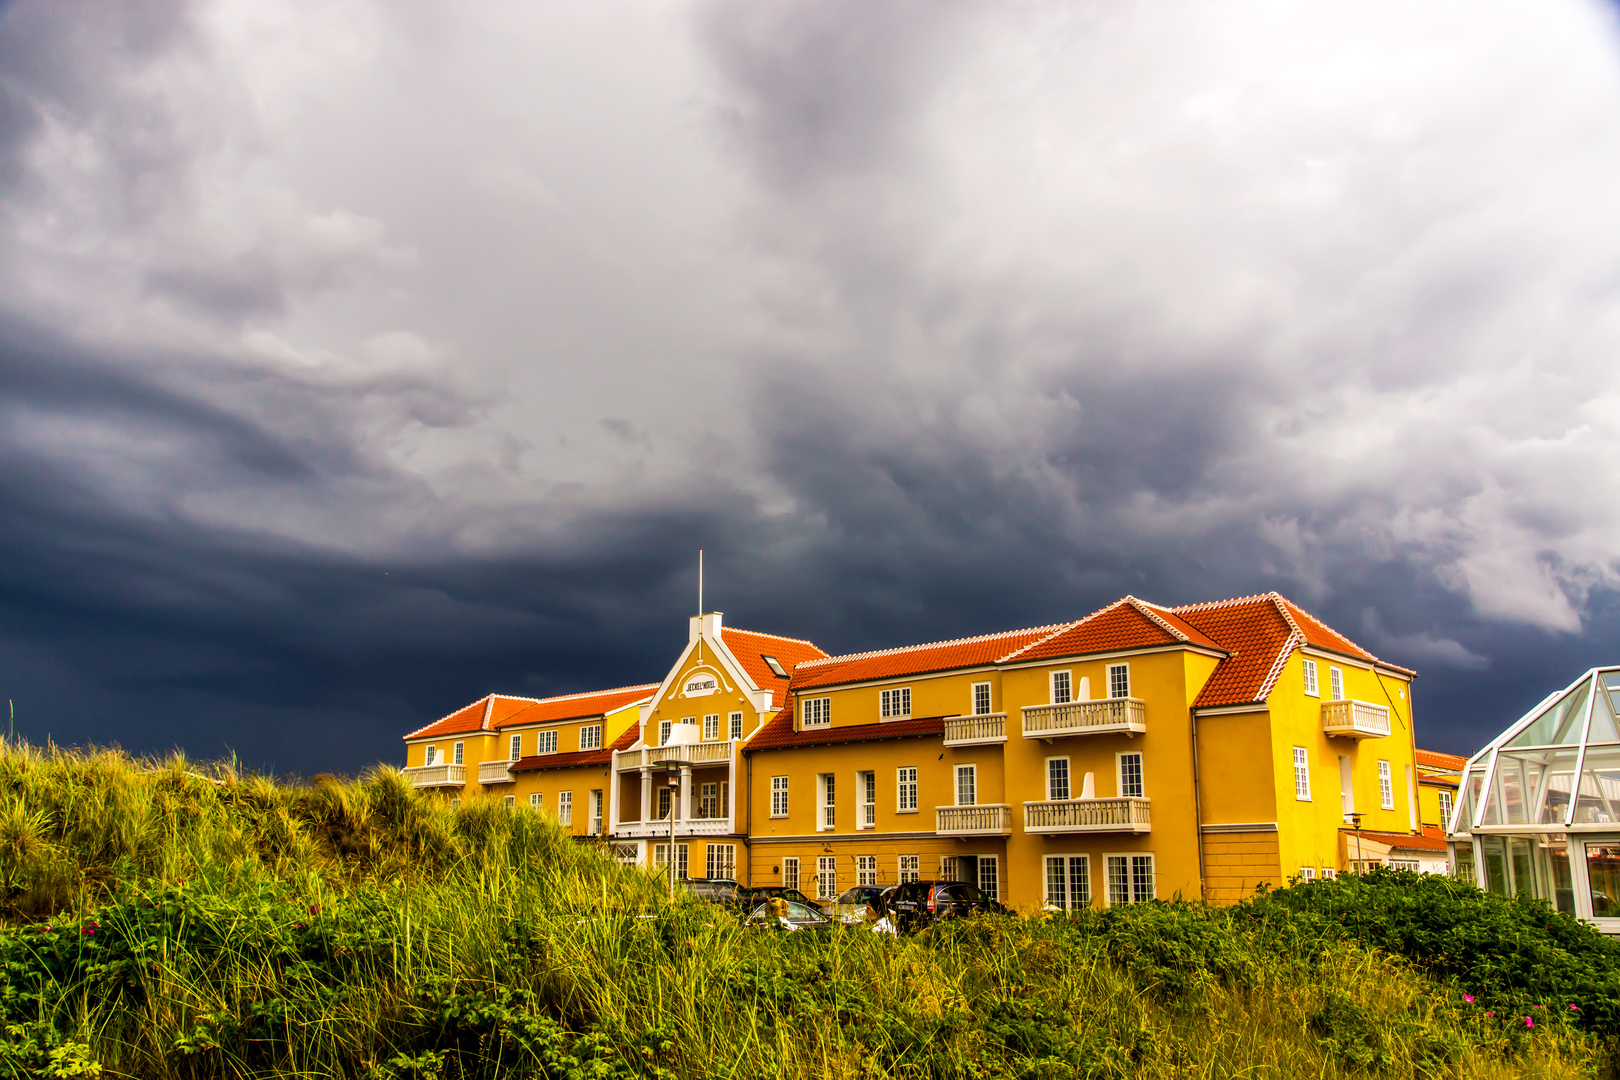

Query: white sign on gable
684;674;718;697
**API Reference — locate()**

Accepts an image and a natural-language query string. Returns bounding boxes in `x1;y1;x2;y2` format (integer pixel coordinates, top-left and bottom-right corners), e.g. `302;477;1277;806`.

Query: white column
639;768;652;823
679;765;693;822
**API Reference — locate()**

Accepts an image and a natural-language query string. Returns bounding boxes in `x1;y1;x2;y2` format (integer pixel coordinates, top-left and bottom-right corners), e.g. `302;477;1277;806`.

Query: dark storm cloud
1;0;1618;774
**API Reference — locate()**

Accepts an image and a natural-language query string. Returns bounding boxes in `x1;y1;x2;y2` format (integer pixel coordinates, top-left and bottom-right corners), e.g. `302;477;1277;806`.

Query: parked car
746;886;824;911
682;878;754;912
887;881;1006;930
825;885;886;925
744;897;835;932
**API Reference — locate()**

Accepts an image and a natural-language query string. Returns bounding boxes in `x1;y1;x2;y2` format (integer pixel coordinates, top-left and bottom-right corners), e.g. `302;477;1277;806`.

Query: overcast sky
2;0;1619;775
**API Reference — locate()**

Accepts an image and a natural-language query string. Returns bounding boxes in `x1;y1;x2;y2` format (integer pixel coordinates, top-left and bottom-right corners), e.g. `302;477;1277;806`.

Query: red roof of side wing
720;628;828;707
792;624;1065;691
1007;597;1224;662
404;684;657;741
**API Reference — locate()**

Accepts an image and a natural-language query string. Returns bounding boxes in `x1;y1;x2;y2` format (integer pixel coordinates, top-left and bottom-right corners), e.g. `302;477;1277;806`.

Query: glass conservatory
1447;666;1620;934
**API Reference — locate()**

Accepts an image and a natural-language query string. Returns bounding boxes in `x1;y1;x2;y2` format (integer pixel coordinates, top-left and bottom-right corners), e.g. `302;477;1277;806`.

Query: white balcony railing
1023;797;1152;834
613;817;734;839
935;804;1014;836
1021;699;1146;740
1321;699;1391;739
404;764;466;788
614;741;735;773
943;713;1007;746
478;760;515;784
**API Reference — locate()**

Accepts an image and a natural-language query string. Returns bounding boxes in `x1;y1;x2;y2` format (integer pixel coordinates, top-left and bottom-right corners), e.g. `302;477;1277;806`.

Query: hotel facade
402;592;1437;910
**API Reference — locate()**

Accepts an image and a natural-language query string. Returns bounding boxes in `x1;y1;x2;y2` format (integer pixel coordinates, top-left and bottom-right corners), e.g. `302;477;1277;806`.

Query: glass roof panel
1453;766;1483;834
1496;747;1582;825
1590;674;1620;743
1505;678;1593;747
1480;757;1530;826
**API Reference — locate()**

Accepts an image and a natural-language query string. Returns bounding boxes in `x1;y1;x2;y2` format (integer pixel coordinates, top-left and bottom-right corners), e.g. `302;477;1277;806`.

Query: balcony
614;741;735;773
935;804;1014;836
404;764;466;788
478;760;515;785
1321;699;1390;739
613;817;734;839
943;713;1007;747
1023;797;1152;834
1022;699;1146;740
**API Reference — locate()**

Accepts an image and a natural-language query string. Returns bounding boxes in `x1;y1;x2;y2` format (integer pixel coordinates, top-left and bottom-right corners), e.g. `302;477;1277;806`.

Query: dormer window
763;655;789;678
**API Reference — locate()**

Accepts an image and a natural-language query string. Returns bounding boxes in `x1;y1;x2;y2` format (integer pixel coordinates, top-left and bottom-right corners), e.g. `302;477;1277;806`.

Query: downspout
1190;707;1207;902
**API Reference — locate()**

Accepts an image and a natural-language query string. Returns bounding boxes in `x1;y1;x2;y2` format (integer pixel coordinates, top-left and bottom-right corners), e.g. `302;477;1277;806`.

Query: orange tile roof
404;684;656;741
746;700;947;751
1008;597;1224;662
720;627;828;706
1170;594;1301;709
1346;828;1448;853
1416;748;1468;771
510;724;639;771
495;684;659;728
792;624;1065;691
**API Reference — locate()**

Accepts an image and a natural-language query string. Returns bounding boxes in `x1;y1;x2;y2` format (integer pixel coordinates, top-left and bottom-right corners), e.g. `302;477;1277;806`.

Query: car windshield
834;887;876;904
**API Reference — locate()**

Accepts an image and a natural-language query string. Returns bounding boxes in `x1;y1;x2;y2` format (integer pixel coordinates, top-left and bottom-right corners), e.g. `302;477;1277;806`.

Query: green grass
0;741;1613;1079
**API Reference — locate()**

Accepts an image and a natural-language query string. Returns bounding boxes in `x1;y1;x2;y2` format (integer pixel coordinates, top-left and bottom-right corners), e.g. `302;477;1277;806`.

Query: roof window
763;655;789;678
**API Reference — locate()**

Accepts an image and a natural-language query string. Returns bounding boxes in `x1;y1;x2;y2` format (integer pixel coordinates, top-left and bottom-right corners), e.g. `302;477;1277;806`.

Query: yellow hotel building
402;592;1431;910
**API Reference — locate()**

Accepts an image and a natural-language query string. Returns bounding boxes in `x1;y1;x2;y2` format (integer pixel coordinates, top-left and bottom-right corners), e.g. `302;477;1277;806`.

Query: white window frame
781;856;799;891
880;687;911;720
1051;670;1073;705
657;787;672;820
1117;751;1144;799
858;771;875;829
1302;658;1319;697
706;843;736;880
857;854;877;886
453;742;464;765
1044;854;1090;911
503;794;514;808
699;781;718;819
1321;867;1337;881
1047;756;1071;801
971;681;992;716
939;855;960;881
816;856;837;900
978;854;1000;901
898;854;920;883
1107;663;1130;699
703;714;719;741
658;719;672;746
590;789;603;833
770;775;789;818
530;792;542;809
579;724;602;751
424;745;438;766
1329;666;1344;701
896;767;918;812
819;773;836;830
1293;746;1312;801
1104;852;1155;905
1378;760;1394;810
536;730;558;755
802;697;831;728
728;712;743;740
955;763;977;807
1438;789;1455;828
654;843;688;879
509;734;522;761
1298;866;1315;882
558;790;572;825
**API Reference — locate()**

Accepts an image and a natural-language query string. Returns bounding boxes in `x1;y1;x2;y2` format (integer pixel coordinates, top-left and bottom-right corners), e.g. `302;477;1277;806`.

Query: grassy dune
0;742;1612;1079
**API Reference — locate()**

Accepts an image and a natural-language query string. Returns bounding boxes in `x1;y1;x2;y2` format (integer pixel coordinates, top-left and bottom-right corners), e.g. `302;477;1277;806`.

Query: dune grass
0;741;1611;1079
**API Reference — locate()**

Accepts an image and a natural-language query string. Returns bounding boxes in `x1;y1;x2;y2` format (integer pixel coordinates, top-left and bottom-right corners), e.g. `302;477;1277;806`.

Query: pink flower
1524;1016;1535;1028
1569;1004;1580;1012
1485;1012;1494;1018
309;904;321;916
1532;1004;1542;1010
1463;994;1475;1004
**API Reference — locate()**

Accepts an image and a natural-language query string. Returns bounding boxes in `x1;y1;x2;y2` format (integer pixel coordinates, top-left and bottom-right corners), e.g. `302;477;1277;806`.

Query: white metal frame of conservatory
1446;666;1620;934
